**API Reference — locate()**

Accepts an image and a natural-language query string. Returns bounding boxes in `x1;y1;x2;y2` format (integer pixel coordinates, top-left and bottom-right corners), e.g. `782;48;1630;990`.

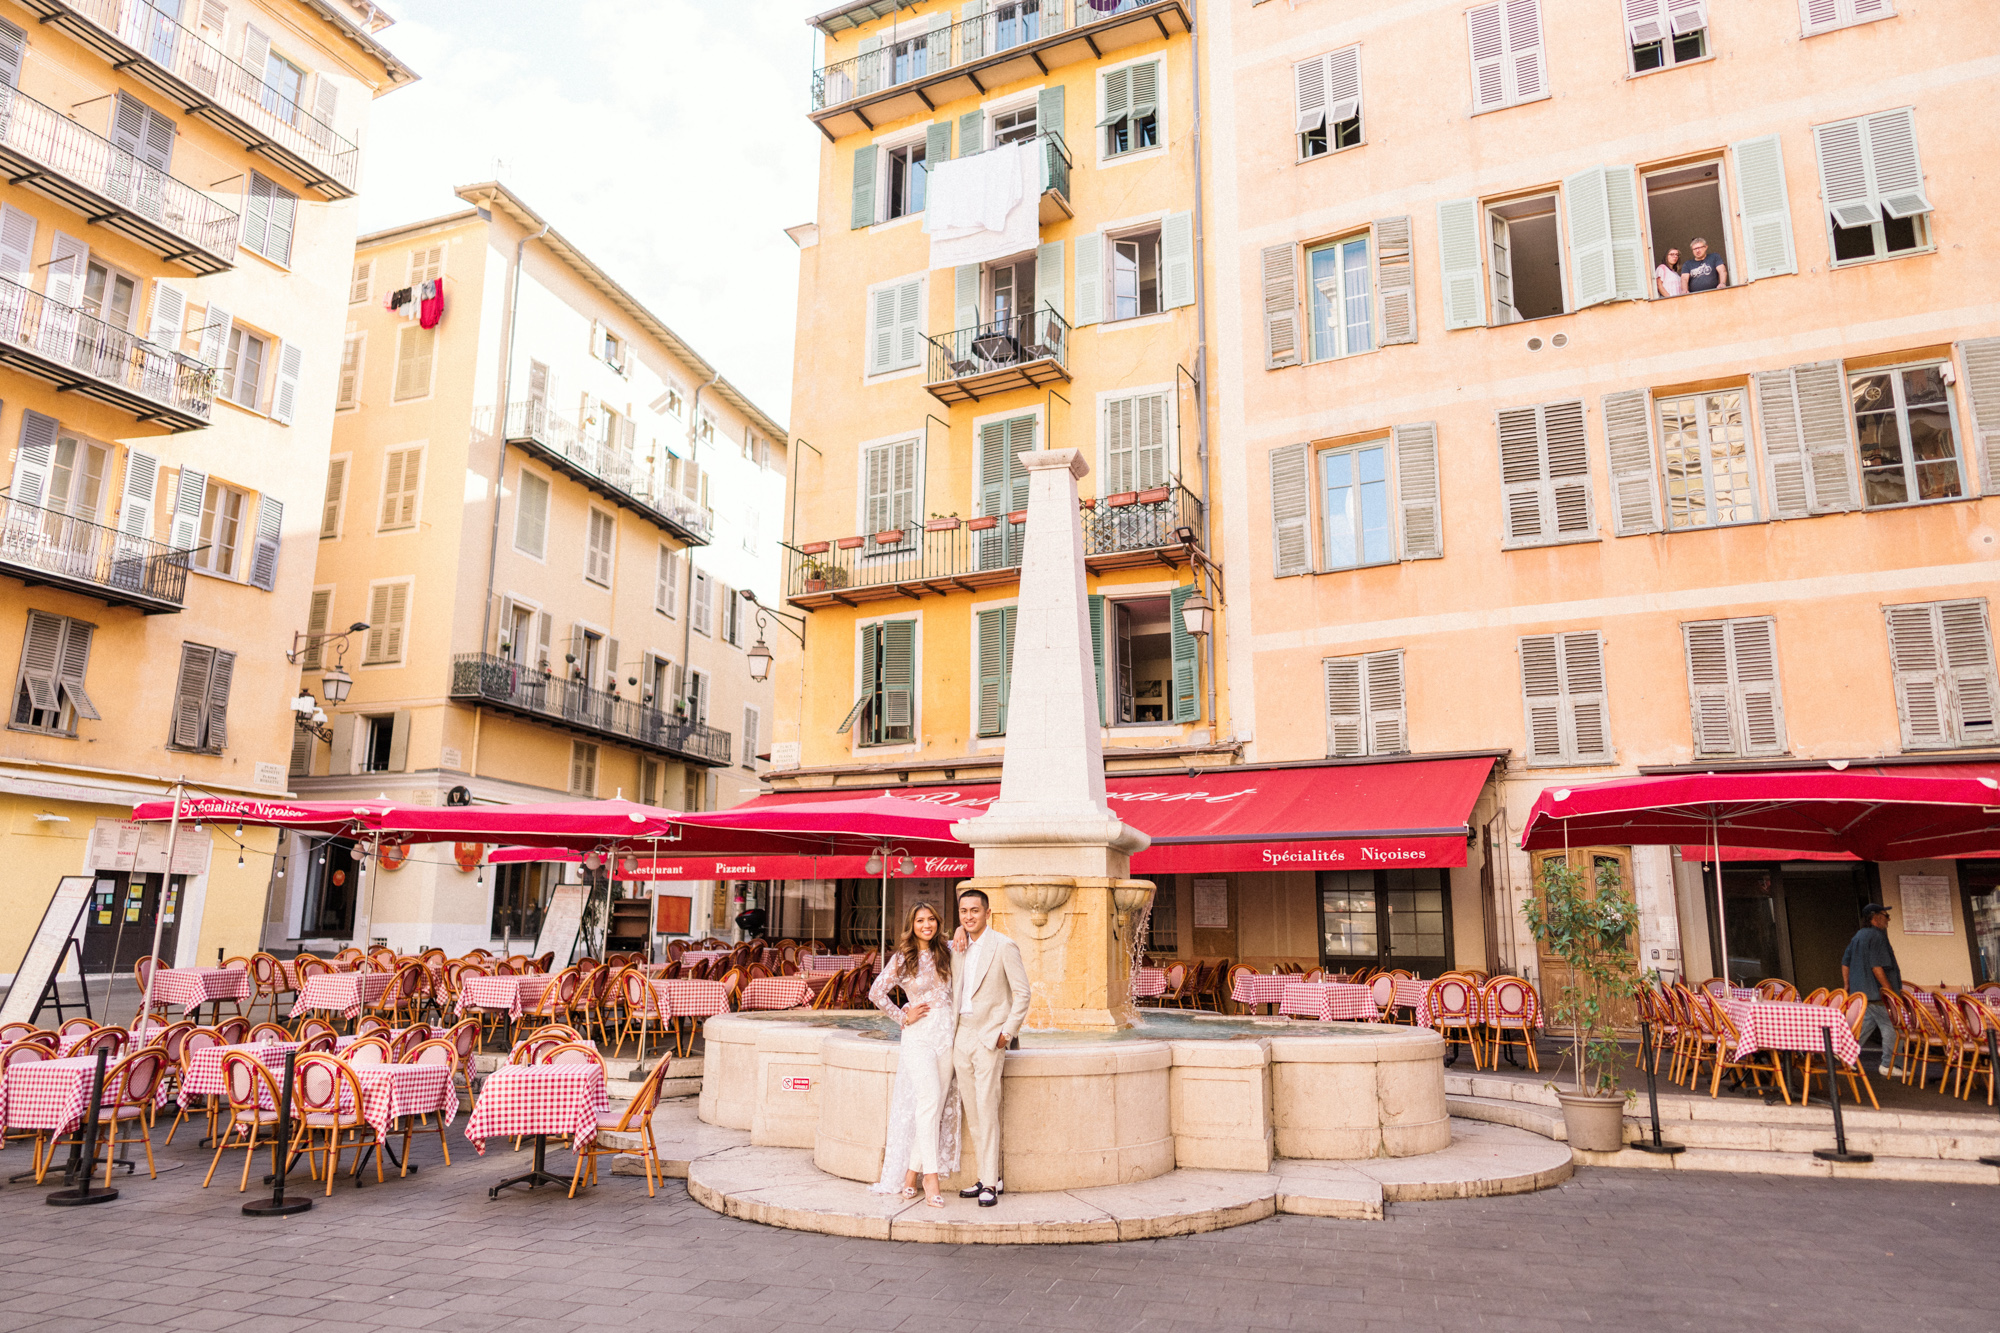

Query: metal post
244;1049;311;1215
1812;1025;1873;1163
46;1047;118;1205
1980;1030;2000;1168
135;783;184;1025
1629;1021;1684;1155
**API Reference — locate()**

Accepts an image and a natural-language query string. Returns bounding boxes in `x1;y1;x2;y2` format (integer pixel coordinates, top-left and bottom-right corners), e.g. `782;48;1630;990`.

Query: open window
1107;596;1174;725
1109;228;1161;322
1644;161;1733;296
1487;194;1565;324
1307;233;1373;361
1100;59;1160;159
885;140;928;220
1295;46;1362;161
1627;0;1709;74
990;103;1037;146
1814;108;1934;266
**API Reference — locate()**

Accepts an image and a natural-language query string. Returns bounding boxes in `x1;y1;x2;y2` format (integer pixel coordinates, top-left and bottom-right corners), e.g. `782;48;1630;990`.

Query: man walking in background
1842;903;1904;1079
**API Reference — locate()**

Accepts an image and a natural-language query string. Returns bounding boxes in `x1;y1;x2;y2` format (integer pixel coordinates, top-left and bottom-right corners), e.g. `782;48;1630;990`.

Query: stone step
1448;1069;2000;1135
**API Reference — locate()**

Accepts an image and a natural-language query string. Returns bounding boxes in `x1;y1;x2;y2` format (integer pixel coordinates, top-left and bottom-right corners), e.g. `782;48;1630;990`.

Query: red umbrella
130;795;392;833
359;798;682;850
666;795;971;857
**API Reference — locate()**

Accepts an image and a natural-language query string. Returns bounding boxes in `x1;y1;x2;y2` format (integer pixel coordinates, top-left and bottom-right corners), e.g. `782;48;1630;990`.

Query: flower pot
836;536;866;550
1555;1091;1629;1153
1136;486;1172;504
967;515;999;531
924;517;960;531
874;530;905;545
1106;492;1138;507
800;541;830;555
804;578;828;593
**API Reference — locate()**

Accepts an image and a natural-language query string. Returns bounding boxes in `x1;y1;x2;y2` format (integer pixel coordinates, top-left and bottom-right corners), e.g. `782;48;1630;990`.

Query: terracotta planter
799;541;830;555
924;517;961;532
874;530;905;545
1106;492;1138;507
1555;1091;1629;1153
967;516;999;531
1007;510;1028;525
836;536;866;550
1136;486;1172;504
804;578;828;593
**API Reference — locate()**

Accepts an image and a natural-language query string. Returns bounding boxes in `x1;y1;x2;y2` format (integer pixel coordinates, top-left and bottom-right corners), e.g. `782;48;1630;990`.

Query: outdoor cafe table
1131;967;1167;999
676;950;731;968
1721;997;1861;1068
291;970;394;1021
739;977;812;1011
277;958;359;991
55;1021;166;1055
1230;972;1303;1012
457;975;555;1021
149;966;252;1019
465;1063;608;1197
651;979;734;1020
1389;977;1429;1013
2;1055;167;1143
806;954;863;973
350;1063;458;1161
1278;982;1384;1023
178;1040;297;1107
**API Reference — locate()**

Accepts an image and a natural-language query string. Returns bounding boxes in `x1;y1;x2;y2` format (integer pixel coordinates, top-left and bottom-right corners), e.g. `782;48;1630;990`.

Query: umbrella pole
1711;815;1730;990
134;782;183;1024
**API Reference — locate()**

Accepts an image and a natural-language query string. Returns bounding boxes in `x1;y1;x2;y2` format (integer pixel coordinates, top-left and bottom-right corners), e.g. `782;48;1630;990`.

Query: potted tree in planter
1521;856;1642;1152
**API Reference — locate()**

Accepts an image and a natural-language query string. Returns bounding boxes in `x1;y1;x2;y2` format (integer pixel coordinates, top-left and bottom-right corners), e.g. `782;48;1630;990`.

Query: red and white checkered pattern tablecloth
277;960;359;992
1390;977;1429;1011
55;1021;167;1056
1278;982;1384;1022
351;1064;458;1143
178;1041;297;1107
1229;973;1301;1007
290;971;394;1020
677;951;731;968
456;975;555;1020
740;977;812;1011
1130;967;1167;998
148;967;252;1016
806;954;862;973
651;980;733;1019
1722;998;1861;1067
464;1064;608;1154
1;1055;166;1138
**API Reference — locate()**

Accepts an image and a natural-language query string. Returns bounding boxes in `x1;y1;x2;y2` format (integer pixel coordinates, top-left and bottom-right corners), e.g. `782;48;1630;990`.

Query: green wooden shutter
1436;198;1485;330
1004;416;1034;564
954;264;981;335
976;606;1017;736
894;278;923;370
858;624;880;740
959;109;984;156
1161;210;1194;310
927;119;953;165
1038;84;1065;143
851;144;878;229
1730;134;1798;282
881;619;916;733
1036;239;1064;319
1169;585;1200;723
1088;594;1106;721
1073;231;1103;327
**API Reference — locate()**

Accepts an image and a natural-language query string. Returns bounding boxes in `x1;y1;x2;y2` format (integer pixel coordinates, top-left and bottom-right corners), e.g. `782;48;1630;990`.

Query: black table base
490;1134;568;1198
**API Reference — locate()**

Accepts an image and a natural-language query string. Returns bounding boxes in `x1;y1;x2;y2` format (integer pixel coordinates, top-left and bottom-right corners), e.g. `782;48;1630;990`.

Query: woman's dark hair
897;901;952;984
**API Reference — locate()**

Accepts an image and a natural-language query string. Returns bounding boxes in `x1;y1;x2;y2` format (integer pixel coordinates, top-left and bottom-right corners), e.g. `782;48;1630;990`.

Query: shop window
490;862;552;941
1317;868;1451;973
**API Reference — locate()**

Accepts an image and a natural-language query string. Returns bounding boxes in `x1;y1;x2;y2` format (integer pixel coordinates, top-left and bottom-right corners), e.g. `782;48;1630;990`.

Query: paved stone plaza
0;1122;1993;1333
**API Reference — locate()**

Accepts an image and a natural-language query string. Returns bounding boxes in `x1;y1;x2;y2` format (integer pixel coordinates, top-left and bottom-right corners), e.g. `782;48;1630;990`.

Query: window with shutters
1318;440;1394;570
843;618;918;747
10;610;97;736
1851;363;1962;507
569;741;598;797
1487;193;1566;323
1465;0;1548;115
1100;594;1199;725
1814;108;1933;265
1497;400;1595;548
691;567;713;637
1100;391;1169;495
1518;631;1613;765
1642;162;1735;296
1683;617;1786;757
1307;234;1373;361
362;579;411;665
722;585;741;646
191;479;247;577
79;259;139;332
222;325;266;408
1295;46;1362;161
167;642;235;753
333;331;364;411
1800;0;1896;38
1099;58;1161;160
39;431;109;525
409;246;444;285
885;139;928;220
302;587;333;669
1884;600;1999;750
863;275;924;377
860;436;920;552
742;705;760;771
1323;650;1407;757
1106;227;1162;322
1657;389;1756;528
509;467;548;559
975;604;1017;738
655;544;680;617
393;325;435;400
318;455;347;540
991;102;1037;145
1626;0;1709;74
584;507;616;587
349;260;372;305
976;414;1035;569
241;172;296;266
377;446;423;532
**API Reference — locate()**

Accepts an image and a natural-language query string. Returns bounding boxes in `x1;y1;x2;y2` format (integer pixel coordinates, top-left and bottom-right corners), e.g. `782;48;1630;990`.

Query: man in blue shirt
1677;237;1728;293
1841;903;1903;1077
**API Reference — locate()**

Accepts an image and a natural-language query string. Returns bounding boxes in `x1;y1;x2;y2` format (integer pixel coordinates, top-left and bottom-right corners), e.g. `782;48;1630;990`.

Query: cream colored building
287;183;787;956
1203;0;2000;991
0;0;412;990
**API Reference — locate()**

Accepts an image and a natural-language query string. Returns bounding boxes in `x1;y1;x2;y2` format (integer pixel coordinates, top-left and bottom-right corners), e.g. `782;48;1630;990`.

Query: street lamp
746;637;774;683
738;589;804;683
320;663;354;704
1179;590;1213;640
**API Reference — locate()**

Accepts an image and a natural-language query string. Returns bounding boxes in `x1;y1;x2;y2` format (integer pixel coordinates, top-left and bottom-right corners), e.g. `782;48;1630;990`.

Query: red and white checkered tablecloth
178;1041;297;1107
456;975;555;1019
148;967;252;1016
740;977;812;1010
55;1021;167;1056
1131;967;1167;998
278;960;360;991
1278;982;1384;1022
1722;998;1861;1067
352;1064;458;1144
290;971;394;1021
464;1064;607;1154
1229;973;1300;1007
677;950;731;968
652;979;733;1019
1390;977;1429;1011
2;1055;166;1137
806;954;862;973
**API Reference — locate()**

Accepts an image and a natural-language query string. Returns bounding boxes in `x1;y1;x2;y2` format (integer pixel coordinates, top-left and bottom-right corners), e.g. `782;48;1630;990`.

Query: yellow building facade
0;0;411;994
293;184;787;956
1206;0;2000;989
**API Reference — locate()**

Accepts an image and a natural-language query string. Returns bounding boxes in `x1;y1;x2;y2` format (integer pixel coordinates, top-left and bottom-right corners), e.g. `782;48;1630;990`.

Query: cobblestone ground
1;1115;1995;1333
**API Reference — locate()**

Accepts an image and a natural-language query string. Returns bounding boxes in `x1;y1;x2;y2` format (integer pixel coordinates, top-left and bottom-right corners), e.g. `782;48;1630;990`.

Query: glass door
80;873;182;972
1317;868;1452;975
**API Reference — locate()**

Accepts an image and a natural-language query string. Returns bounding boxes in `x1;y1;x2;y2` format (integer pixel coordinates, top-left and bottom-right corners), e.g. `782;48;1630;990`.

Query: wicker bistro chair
296;1016;338;1045
400;1038;459;1167
1901;991;1954;1088
203;1051;287;1191
247;952;284;1022
216;1015;251;1046
356;1014;392;1039
165;1027;225;1146
1796;992;1879;1110
132;956;171;1018
1159;962;1191;1009
616;968;667;1057
576;965;616;1044
0;1020;38;1045
247;1022;292;1045
1706;1000;1791;1103
1;1041;55;1174
389;1023;433;1061
1480;977;1542;1070
1954;996;2000;1104
521;967;582;1032
569;1056;672;1198
443;1018;481;1099
1935;994;1983;1098
1423;977;1485;1069
76;1027;128;1061
1367;974;1397;1019
1880;990;1922;1078
62;1046;167;1187
540;1042;607;1076
290;1053;384;1193
58;1016;100;1042
510;1033;572;1066
298;1031;338;1054
1223;963;1255;1013
369;963;425;1027
343;1035;393;1067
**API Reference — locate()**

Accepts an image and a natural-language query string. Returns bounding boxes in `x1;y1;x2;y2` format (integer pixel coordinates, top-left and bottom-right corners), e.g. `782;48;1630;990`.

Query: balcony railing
20;0;361;196
503;401;713;545
448;653;732;766
0;85;241;273
925;306;1071;405
0;493;190;612
0;275;214;429
1036;131;1072;215
785;481;1204;606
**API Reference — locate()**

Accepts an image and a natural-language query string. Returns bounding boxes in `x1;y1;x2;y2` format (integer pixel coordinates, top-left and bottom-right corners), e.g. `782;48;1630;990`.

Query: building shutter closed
1601;389;1662;535
1497;400;1594;547
976;605;1016;736
1260;243;1299;369
1374;217;1416;346
248;497;282;590
1519;631;1612;764
1392;422;1443;560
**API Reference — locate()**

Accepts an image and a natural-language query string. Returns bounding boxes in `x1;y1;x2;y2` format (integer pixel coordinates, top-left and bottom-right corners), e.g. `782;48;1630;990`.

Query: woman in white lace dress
866;901;961;1206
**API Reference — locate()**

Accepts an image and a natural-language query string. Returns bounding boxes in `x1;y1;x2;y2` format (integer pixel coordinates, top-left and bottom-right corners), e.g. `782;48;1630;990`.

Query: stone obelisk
952;449;1154;1030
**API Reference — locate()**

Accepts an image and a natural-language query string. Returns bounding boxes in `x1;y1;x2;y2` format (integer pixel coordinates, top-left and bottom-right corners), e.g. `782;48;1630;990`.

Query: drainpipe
1188;0;1217;738
478;217;552;661
679;370;722;806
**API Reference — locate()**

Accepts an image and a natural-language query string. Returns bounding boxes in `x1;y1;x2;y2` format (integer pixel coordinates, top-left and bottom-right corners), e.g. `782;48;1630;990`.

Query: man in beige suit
950;887;1031;1206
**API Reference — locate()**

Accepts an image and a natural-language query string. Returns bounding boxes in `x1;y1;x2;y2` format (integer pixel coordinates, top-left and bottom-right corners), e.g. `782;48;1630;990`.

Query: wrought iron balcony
503;401;712;545
1033;131;1072;222
0;493;189;612
808;0;1191;139
784;481;1203;608
926;306;1071;405
0;275;214;429
20;0;362;197
0;85;241;274
448;653;733;767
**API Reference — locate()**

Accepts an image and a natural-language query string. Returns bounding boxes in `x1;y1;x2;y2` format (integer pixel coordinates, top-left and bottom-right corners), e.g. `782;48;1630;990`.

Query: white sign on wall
1898;874;1954;936
88;818;209;876
769;741;801;770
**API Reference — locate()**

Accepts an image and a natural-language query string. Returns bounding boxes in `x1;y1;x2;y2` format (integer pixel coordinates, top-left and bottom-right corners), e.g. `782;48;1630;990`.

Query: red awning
593;757;1495;879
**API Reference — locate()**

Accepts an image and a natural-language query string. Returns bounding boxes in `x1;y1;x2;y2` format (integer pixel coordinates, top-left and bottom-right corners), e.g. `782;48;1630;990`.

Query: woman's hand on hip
902;1002;930;1026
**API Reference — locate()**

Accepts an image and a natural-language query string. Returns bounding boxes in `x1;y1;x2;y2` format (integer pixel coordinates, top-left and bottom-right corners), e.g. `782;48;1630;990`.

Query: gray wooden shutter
203;649;235;750
1957;338;2000;496
1161;210;1194;310
1088;594;1106;721
1731;617;1785;755
1499;401;1594;546
16;612;63;715
1601;389;1662;535
172;643;214;749
1392;422;1442;560
1104;397;1134;493
1497;407;1546;545
894;278;922;371
272;340;302;424
1730;135;1797;282
54;618;98;721
976;605;1016;737
1364;649;1406;754
1519;634;1564;761
10;409;57;508
1036;239;1064;320
881;619;915;730
1544;401;1594;539
1683;620;1737;756
1885;603;1949;748
248;496;281;590
850;144;878;229
1564;166;1616;310
1134;393;1168;490
1796;361;1859;512
1866;107;1931;219
1169;584;1199;722
1373;217;1415;346
1436;199;1485;330
386;708;411;772
866;285;896;376
119;449;158;545
1813;116;1878;230
1754;368;1811;518
1260;243;1299;368
1038;84;1064;141
317;457;344;540
1941;600;1999;744
1467;3;1507;112
1295;52;1328;137
169;466;206;549
1505;0;1547;103
313;73;338;142
959;109;984;156
927;119;952;166
1073;230;1102;327
1323;656;1365;757
953;264;980;335
1563;631;1611;762
1269;442;1312;576
0;17;24;87
1521;630;1610;763
197;301;230;368
302;587;332;668
148;282;186;349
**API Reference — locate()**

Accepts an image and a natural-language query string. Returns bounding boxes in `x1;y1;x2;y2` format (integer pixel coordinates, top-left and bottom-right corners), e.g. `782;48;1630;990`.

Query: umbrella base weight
1980;1155;2000;1167
1812;1148;1874;1163
1628;1141;1686;1155
242;1196;313;1216
46;1187;118;1206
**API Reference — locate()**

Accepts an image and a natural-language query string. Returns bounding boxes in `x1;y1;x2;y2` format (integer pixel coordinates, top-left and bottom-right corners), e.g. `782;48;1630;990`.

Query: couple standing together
865;888;1031;1208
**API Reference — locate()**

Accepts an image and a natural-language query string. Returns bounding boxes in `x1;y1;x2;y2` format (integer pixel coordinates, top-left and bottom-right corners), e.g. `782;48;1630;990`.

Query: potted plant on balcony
1521;856;1642;1153
924;512;961;532
801;556;830;593
1136;485;1172;505
967;514;999;531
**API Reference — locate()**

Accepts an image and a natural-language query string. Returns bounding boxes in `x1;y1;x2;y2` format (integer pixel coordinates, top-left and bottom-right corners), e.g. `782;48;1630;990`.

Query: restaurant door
299;839;359;940
1316;868;1452;977
1957;861;1999;984
1703;861;1871;990
1529;847;1637;1028
79;873;183;972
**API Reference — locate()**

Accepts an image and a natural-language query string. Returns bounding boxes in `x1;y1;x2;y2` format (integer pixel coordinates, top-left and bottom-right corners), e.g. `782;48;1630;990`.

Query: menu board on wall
1193;878;1230;929
1898;875;1954;935
88;818;210;876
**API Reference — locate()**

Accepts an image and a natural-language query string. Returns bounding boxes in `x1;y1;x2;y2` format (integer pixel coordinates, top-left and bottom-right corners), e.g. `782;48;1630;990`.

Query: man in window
1677;237;1727;293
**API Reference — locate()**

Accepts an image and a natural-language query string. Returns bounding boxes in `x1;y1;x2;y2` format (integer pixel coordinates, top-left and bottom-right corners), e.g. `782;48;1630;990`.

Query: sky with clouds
357;1;824;427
